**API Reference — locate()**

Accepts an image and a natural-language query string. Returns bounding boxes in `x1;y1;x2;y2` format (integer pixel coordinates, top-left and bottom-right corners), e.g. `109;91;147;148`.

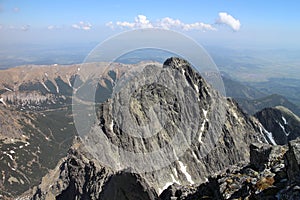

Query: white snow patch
0;98;7;106
67;77;72;87
192;151;200;163
19;145;24;149
110;120;114;131
282;116;287;125
4;87;12;92
278;122;290;136
198;121;206;143
8;162;16;171
173;167;178;178
203;109;208;120
260;126;277;145
232;109;241;122
9;150;15;154
77;67;81;71
41;82;50;92
25;142;30;147
3;152;14;161
44;72;48;77
178;161;194;184
194;83;199;93
55;84;60;93
181;68;185;75
198;109;208;143
158;174;180;195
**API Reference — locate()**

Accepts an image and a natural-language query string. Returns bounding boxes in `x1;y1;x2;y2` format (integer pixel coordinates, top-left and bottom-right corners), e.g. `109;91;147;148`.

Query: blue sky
0;0;300;48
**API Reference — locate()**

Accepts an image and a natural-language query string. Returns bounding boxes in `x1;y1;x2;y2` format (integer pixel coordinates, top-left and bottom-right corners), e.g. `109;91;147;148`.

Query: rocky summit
15;57;276;200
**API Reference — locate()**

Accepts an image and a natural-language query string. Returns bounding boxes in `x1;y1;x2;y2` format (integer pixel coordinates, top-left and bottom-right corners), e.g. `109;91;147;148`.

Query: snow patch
198;109;208;143
194;83;199;93
67;77;72;87
0;98;7;106
3;152;14;161
178;161;194;184
55;84;60;93
110;120;114;131
192;151;200;163
41;82;50;92
282;116;287;125
232;109;240;122
173;167;178;178
158;174;180;195
278;122;290;136
4;87;12;92
260;126;277;145
198;121;206;143
8;162;16;171
203;109;208;119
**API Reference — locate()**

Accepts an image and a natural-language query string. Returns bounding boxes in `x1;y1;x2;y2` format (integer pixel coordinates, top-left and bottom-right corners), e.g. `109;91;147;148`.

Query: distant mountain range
222;75;300;117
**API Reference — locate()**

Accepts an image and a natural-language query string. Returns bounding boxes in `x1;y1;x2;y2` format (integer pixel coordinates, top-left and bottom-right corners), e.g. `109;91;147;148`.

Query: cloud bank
72;21;92;30
107;15;216;31
216;12;241;31
107;13;241;32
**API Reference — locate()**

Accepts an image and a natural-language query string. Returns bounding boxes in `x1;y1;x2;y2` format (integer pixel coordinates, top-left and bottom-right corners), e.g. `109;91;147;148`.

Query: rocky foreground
16;137;300;200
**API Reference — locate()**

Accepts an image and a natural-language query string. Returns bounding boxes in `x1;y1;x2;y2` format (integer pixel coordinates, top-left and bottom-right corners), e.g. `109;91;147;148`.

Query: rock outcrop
159;138;300;200
255;106;300;145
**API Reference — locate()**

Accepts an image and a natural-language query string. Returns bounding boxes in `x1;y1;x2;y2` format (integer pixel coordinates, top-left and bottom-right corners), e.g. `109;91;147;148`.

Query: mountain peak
163;57;191;69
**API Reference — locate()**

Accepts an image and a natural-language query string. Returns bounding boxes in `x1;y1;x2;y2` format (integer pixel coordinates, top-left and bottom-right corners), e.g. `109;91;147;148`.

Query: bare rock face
20;57;267;199
22;139;157;200
255;106;300;145
285;137;300;183
159;139;300;200
81;57;265;194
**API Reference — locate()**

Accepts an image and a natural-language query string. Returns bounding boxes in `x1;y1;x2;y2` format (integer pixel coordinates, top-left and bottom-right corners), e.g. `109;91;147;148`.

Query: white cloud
115;15;153;29
72;21;92;30
157;17;182;30
0;24;3;30
116;21;135;28
21;25;30;31
108;15;216;32
216;12;241;31
106;21;114;29
47;25;61;30
134;15;153;28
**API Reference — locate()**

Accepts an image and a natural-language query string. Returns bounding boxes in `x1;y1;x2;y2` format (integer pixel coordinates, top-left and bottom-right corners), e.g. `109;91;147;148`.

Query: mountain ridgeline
0;58;299;199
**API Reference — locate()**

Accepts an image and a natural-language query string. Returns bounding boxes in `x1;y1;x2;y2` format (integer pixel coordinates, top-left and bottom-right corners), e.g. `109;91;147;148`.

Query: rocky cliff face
160;138;300;200
255;106;300;145
18;57;269;199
